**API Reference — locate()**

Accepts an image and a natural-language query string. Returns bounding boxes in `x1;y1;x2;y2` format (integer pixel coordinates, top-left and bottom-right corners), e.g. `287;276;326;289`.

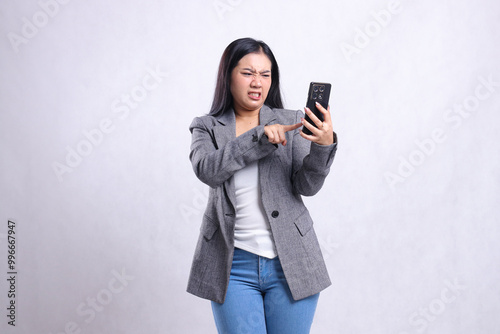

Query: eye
242;72;252;76
262;74;271;78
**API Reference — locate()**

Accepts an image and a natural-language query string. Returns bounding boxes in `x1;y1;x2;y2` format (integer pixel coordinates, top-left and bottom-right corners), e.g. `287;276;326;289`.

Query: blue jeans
211;248;319;334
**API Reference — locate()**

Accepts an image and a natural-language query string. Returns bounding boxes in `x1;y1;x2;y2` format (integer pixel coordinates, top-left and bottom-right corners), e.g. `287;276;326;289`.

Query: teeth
250;93;260;97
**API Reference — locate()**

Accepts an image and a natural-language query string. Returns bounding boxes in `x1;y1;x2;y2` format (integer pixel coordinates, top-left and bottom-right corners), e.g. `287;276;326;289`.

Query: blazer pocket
201;215;219;241
294;210;314;237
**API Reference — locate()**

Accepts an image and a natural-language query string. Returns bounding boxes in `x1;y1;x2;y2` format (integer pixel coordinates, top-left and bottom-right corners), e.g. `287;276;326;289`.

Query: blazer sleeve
291;109;338;196
189;116;278;188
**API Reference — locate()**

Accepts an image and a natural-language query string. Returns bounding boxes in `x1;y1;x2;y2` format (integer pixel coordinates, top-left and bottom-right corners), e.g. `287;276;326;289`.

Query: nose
251;75;262;88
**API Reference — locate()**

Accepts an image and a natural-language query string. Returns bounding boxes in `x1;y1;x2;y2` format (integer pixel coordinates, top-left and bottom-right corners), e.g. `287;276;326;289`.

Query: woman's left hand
300;102;335;146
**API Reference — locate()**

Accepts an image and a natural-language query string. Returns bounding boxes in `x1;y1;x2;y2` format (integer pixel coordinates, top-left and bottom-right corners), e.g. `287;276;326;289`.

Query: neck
234;108;260;120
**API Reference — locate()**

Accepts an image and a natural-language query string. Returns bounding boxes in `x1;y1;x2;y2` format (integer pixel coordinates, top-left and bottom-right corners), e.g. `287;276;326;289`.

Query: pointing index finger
282;122;302;132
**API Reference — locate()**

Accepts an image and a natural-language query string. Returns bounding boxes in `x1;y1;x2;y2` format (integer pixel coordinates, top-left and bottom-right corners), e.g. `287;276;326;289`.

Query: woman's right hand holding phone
300;103;335;146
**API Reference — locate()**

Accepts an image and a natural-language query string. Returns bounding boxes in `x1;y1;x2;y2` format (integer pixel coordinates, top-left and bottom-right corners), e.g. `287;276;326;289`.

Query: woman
187;37;337;333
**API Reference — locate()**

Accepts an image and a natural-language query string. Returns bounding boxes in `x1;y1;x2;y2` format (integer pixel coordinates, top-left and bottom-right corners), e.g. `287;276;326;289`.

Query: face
230;52;272;114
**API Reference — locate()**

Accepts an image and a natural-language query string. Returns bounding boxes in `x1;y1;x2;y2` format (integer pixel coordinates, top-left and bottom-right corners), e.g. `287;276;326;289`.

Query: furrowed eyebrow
241;68;271;74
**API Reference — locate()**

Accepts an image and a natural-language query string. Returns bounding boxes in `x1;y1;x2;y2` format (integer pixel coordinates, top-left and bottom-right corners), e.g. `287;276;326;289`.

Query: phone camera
313;86;319;93
319;85;325;92
318;94;323;100
312;93;318;99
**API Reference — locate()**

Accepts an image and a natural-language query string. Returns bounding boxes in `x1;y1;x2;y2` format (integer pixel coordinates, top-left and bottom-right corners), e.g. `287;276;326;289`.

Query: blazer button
271;211;279;218
252;134;258;142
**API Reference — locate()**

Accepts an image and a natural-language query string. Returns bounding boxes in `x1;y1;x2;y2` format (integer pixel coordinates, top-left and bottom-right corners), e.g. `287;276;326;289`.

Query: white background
1;0;499;333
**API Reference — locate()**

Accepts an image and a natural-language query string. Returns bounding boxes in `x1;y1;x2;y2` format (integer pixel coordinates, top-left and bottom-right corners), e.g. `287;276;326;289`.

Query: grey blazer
187;105;337;303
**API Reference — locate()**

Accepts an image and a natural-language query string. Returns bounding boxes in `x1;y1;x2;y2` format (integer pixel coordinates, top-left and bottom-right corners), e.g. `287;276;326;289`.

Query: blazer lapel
257;105;277;183
212;109;235;150
212;110;237;214
259;105;277;126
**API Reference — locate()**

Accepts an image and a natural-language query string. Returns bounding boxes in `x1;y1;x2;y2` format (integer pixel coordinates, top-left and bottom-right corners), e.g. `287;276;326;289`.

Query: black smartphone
302;82;331;135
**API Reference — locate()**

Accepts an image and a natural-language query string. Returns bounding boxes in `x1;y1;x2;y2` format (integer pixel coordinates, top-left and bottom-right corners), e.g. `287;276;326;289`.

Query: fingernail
315;101;320;105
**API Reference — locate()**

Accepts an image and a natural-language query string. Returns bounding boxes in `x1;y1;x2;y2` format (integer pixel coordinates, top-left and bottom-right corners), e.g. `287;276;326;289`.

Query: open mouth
248;92;261;100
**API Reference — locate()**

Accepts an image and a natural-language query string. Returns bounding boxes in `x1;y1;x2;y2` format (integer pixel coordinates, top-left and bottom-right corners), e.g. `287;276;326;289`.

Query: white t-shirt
233;160;277;259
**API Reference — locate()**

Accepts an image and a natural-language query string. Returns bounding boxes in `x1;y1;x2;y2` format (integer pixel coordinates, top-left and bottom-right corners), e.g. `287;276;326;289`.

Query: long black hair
208;38;284;117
